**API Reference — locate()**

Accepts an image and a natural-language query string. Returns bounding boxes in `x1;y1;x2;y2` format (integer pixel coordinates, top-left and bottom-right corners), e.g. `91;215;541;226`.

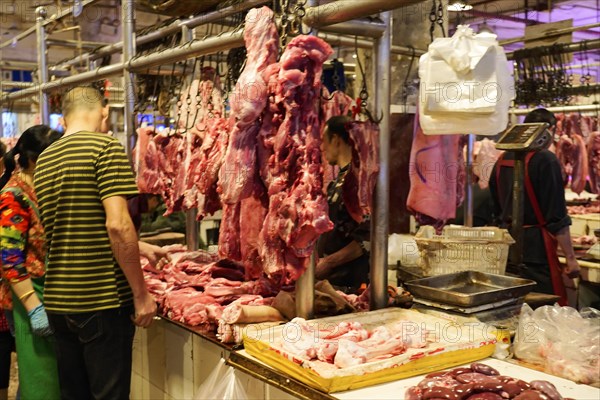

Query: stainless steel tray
405;271;536;307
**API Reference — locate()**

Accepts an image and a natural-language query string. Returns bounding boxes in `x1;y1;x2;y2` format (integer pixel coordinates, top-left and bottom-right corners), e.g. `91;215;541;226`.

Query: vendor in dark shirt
316;116;370;293
489;108;580;304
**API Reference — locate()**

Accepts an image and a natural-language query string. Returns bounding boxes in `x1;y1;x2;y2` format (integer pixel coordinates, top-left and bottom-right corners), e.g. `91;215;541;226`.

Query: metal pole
185;210;199;251
52;0;270;70
509;154;526;269
304;0;421;27
464;134;475;227
122;0;136;161
36;7;49;126
296;0;319;321
371;11;391;311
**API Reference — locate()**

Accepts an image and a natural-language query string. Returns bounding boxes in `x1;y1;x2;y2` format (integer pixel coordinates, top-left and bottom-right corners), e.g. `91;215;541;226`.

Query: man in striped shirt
34;86;156;400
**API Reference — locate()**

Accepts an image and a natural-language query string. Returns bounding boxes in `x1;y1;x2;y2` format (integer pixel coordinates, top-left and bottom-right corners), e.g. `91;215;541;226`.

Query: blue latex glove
27;304;53;337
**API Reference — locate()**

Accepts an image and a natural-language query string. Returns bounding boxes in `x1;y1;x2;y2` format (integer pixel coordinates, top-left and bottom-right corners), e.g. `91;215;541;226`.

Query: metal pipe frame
1;31;245;104
509;104;600;115
0;60;39;70
500;22;600;46
506;39;600;60
53;0;270;70
0;0;101;50
47;39;110;50
464;135;475;227
123;0;137;160
315;32;425;57
370;11;391;311
36;7;49;125
0;82;35;89
185;210;199;251
304;0;421;27
318;19;386;38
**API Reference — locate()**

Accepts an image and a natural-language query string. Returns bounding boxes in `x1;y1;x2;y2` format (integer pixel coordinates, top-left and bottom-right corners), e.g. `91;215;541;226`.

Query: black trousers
0;331;14;389
48;306;135;400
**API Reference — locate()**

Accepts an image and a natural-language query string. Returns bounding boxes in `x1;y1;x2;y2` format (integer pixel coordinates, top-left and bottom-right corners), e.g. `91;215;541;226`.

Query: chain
436;0;446;38
174;60;189;132
332;59;341;91
279;0;291;54
429;0;437;43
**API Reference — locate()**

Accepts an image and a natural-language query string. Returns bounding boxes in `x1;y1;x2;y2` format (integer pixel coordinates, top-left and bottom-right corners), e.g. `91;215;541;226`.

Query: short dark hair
325;115;351;145
524;108;557;127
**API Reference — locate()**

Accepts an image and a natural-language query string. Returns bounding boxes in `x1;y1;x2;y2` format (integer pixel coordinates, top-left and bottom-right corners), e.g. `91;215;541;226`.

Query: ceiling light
448;1;473;12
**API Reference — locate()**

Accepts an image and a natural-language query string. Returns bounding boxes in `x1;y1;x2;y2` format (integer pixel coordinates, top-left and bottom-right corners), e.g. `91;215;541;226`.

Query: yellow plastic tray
243;309;496;393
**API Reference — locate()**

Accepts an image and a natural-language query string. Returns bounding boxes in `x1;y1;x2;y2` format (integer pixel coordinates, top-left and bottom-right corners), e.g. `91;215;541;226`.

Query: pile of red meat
276;318;427;368
554;113;599;195
405;362;574;400
141;245;276;328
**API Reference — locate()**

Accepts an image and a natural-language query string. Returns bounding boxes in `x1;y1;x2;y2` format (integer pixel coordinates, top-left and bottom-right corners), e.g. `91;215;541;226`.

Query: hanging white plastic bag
418;25;514;135
513;304;600;385
195;358;248;400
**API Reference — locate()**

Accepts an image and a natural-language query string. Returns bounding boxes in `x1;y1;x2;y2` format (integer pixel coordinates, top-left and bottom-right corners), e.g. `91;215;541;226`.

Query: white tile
164;323;194;399
234;369;265;399
265;385;297;400
192;335;228;391
146;321;167;391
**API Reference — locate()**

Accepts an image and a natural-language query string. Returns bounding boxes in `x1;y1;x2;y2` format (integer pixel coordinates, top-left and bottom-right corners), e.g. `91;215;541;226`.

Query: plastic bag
195;358;248;400
418;25;514;136
388;234;421;267
514;304;600;385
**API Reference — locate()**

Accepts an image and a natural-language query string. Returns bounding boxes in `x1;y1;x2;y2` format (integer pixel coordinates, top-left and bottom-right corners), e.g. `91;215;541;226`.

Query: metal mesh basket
415;226;515;276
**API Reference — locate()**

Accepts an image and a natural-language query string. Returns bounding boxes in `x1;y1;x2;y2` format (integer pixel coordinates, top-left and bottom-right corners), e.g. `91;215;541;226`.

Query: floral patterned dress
0;175;46;310
0;174;60;400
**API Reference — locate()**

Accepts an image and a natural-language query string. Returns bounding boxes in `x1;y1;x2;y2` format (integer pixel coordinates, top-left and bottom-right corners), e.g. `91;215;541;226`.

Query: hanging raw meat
556;133;589;195
342;120;380;223
407;115;463;231
184;117;230;217
473;138;503;189
134;126;160;194
588;131;600;194
218;6;279;204
257;35;334;283
321;87;354;121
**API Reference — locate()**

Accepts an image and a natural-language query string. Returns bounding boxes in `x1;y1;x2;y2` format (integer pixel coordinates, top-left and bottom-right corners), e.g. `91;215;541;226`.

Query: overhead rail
0;0;101;50
52;0;271;70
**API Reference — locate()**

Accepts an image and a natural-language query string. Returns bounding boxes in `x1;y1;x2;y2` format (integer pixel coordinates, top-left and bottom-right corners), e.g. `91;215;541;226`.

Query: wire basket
415;226;515;276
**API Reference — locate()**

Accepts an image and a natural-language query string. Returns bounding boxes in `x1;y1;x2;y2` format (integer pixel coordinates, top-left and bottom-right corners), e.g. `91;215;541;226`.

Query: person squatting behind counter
317;116;371;294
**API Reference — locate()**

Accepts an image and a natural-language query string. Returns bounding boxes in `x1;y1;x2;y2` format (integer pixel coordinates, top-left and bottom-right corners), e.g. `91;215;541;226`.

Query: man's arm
316;241;364;280
103;195;156;327
554;226;581;278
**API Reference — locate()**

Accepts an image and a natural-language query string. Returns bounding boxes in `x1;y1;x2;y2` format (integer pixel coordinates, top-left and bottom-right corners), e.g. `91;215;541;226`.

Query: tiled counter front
130;318;297;400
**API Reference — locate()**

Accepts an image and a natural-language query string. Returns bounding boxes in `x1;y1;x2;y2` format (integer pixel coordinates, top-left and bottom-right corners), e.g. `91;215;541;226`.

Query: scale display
495;123;551;151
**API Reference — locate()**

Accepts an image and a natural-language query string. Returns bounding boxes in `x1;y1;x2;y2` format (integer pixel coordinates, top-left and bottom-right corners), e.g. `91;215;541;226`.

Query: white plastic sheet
195;358;248;400
418;25;514;136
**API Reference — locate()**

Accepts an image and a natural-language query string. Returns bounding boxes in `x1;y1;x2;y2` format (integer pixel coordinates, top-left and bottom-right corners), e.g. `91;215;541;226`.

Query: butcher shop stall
1;0;599;398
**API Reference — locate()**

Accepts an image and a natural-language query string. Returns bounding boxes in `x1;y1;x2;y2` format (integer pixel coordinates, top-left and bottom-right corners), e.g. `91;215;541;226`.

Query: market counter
131;315;600;400
228;351;600;400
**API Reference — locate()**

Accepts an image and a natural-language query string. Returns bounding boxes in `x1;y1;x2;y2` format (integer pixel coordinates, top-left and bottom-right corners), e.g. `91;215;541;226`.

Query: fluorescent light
448;1;473;11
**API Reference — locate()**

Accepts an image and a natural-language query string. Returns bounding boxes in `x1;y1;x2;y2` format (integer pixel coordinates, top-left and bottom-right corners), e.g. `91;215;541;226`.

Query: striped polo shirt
34;132;138;313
